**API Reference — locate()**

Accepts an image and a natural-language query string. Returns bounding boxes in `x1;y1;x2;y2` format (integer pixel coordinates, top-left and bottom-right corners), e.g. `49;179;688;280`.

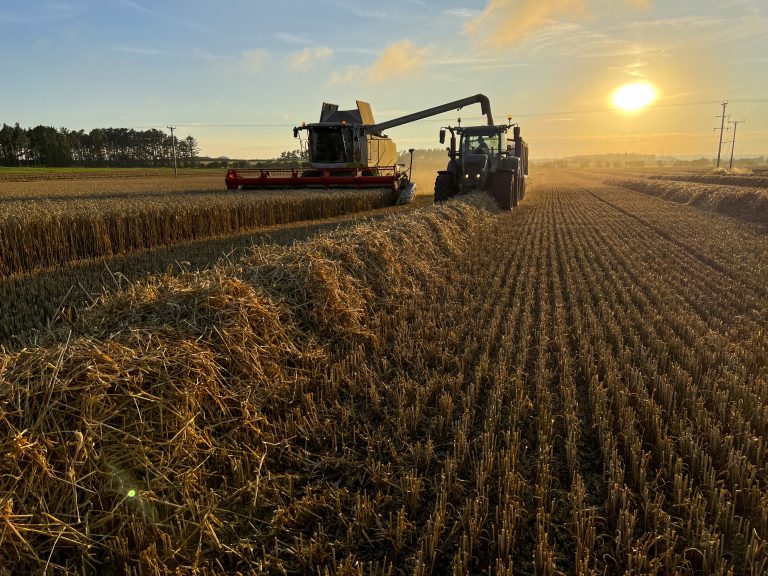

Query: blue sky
1;0;766;159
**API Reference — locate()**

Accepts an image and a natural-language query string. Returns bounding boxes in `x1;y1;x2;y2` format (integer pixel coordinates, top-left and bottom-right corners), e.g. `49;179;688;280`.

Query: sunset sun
611;81;658;112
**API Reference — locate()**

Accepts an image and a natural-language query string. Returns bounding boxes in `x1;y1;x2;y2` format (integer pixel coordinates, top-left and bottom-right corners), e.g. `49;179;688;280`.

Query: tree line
0;123;200;168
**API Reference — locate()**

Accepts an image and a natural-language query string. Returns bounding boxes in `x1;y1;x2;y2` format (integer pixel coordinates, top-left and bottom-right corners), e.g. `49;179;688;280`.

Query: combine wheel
434;171;457;202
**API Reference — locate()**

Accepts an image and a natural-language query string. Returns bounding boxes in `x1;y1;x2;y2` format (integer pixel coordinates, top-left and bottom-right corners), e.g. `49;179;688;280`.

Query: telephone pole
714;100;729;168
728;119;746;170
167;125;178;177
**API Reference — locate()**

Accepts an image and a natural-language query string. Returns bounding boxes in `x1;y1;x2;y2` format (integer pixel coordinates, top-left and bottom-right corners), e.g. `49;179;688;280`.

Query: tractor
434;120;528;210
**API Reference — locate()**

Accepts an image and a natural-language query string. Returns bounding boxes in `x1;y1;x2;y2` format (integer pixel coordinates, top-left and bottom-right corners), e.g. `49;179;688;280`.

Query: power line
125;98;768;131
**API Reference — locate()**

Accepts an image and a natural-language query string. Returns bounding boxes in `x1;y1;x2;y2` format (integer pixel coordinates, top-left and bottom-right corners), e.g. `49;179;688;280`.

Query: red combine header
225;166;401;191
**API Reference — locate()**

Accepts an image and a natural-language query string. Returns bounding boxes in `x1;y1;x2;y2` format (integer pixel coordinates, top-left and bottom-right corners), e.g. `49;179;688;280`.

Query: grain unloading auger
225;94;494;205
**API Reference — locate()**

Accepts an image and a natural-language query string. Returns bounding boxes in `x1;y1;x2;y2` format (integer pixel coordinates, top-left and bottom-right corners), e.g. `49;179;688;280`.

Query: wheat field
0;185;395;275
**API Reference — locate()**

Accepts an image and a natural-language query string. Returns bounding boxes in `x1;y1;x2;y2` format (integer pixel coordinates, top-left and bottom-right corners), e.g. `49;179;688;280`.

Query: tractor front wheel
434;171;457;202
492;169;515;210
512;172;521;208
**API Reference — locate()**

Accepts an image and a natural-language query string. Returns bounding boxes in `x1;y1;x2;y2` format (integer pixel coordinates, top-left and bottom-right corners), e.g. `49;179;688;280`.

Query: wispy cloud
334;0;429;20
111;45;173;56
275;32;311;45
328;40;430;85
240;49;269;72
443;8;481;18
193;47;220;62
615;15;724;30
466;0;651;46
288;46;334;69
0;2;84;23
118;0;219;37
405;0;431;8
522;21;637;58
334;0;388;19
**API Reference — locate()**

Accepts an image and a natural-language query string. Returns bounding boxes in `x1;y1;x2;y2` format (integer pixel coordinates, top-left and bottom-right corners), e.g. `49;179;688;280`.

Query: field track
2;171;768;574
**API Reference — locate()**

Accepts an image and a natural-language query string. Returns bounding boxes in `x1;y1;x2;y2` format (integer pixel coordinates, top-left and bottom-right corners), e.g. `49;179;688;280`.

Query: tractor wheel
519;174;526;201
491;169;515;210
434;171;457;202
512;172;521;207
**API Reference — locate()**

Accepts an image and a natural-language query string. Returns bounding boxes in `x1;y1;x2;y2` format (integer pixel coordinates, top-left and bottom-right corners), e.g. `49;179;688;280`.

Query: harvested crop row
2;181;768;574
0;199;428;348
0;188;395;275
649;172;768;189
608;176;768;225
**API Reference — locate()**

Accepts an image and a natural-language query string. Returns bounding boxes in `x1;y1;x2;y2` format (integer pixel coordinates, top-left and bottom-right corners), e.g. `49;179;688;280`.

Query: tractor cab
460;127;506;190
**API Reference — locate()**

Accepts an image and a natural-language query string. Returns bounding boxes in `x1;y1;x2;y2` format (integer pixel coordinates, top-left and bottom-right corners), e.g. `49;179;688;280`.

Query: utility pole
167;125;178;177
728;119;746;170
714;100;729;168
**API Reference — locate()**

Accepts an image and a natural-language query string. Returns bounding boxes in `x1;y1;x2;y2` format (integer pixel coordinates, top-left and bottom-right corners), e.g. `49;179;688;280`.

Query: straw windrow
0;194;497;574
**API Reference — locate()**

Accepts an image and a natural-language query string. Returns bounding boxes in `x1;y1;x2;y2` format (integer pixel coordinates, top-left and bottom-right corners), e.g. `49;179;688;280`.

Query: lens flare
611;82;658;112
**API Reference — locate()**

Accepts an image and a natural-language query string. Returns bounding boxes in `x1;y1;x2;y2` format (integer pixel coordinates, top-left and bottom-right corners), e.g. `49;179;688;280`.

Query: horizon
2;0;766;159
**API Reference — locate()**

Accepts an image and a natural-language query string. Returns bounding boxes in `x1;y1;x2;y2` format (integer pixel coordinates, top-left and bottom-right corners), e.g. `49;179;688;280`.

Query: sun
611;81;658;112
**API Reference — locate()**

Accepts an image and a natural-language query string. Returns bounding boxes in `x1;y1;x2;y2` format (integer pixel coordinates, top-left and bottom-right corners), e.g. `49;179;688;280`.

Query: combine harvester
434;119;529;210
225;95;495;205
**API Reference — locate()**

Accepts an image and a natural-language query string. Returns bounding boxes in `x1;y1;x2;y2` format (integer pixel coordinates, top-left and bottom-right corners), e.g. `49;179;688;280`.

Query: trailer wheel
434;171;457;202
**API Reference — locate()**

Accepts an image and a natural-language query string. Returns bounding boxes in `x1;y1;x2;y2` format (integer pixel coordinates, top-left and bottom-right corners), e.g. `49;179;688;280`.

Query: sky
1;0;766;160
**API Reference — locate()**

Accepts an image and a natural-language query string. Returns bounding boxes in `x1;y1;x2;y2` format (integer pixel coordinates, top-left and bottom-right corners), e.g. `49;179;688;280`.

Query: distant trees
0;124;200;168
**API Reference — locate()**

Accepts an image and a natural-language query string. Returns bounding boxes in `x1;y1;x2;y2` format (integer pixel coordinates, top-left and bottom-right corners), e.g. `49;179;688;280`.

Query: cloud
516;20;668;60
276;32;311;45
193;47;219;62
289;46;334;69
443;8;481;18
118;0;218;37
335;1;388;19
369;40;430;81
240;49;269;72
466;0;651;46
1;2;84;23
328;40;430;85
111;45;172;56
616;15;724;30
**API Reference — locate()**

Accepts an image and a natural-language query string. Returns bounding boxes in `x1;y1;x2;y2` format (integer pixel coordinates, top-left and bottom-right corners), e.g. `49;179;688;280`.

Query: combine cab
434;120;529;210
226;94;497;206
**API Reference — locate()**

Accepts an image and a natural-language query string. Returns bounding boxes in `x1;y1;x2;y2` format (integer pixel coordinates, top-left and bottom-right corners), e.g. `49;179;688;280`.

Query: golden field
1;170;768;574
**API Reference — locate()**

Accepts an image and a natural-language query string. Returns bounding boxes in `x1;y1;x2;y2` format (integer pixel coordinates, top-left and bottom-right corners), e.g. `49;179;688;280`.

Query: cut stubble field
1;169;768;574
